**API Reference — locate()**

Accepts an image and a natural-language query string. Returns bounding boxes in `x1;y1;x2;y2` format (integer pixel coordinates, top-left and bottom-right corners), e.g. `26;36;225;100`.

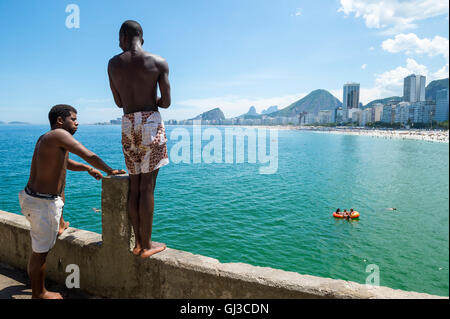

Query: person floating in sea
343;209;349;218
18;104;125;299
108;20;171;258
348;208;356;220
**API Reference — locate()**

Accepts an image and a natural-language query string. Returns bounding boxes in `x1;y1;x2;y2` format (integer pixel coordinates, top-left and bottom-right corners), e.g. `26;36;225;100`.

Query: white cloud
432;63;450;79
357;58;449;104
338;0;449;34
382;33;449;59
295;8;302;16
361;64;367;69
370;46;375;51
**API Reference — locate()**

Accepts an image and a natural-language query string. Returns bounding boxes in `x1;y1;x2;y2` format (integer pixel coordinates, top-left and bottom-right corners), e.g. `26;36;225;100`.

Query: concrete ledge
0;176;446;299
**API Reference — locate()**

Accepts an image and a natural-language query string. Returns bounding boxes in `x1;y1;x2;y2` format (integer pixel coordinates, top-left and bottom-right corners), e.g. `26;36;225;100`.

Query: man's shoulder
108;53;124;67
36;130;72;151
144;53;168;72
45;129;73;141
142;51;166;64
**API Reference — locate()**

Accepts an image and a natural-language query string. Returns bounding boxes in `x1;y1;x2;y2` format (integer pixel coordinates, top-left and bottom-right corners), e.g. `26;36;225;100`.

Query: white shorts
18;190;64;253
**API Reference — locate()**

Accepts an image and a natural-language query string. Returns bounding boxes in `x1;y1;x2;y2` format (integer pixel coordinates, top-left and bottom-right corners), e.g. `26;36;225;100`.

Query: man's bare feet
132;244;142;256
58;221;70;236
34;290;63;299
140;242;166;258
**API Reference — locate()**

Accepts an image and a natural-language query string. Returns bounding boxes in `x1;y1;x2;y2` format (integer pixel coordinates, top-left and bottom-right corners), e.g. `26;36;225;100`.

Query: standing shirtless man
19;104;125;299
108;20;171;258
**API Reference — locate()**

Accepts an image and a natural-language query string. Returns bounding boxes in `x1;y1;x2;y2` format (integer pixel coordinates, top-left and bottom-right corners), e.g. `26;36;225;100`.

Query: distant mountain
426;78;449;101
270;89;342;117
246;106;258;116
191;108;225;121
8;121;29;125
237;106;261;119
238;106;260;118
0;121;4;124
261;105;278;115
363;96;403;109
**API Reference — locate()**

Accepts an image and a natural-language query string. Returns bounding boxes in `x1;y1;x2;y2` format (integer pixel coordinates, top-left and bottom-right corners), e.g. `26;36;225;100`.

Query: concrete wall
0;176;444;299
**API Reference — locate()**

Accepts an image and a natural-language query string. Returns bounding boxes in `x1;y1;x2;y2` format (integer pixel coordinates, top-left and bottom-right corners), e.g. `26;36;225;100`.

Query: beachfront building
435;89;449;123
335;107;344;124
166;119;178;125
343;83;360;122
403;74;426;103
261;117;275;125
360;108;374;126
348;108;361;124
410;101;436;124
318;110;333;124
110;118;122;125
382;105;395;124
298;112;308;125
303;113;317;125
394;102;411;124
330;108;337;123
373;103;384;122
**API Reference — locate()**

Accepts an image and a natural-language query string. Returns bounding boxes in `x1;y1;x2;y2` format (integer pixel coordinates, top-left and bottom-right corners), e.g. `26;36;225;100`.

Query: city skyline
0;0;448;124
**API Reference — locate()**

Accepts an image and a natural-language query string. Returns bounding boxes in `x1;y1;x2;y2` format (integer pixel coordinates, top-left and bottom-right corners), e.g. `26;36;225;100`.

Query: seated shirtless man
19;104;125;299
108;20;171;258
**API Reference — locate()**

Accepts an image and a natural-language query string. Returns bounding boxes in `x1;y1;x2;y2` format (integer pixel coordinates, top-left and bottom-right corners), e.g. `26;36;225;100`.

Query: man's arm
67;159;103;180
108;59;123;108
54;129;124;175
156;59;171;109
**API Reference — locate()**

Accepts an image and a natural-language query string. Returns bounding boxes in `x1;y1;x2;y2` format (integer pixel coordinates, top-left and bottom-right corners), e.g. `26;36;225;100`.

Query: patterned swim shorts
121;111;169;175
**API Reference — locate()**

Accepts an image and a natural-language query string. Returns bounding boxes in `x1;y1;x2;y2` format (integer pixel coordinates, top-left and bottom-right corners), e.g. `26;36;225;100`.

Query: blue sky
0;0;448;123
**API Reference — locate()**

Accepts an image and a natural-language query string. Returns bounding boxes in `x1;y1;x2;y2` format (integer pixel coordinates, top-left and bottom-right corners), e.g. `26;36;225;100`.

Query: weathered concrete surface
0;175;446;299
0;262;96;299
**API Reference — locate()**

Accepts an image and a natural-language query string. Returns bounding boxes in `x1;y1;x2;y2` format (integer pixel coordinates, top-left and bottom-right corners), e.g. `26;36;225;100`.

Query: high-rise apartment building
343;83;360;122
373;103;384;122
435;89;449;123
403;74;426;103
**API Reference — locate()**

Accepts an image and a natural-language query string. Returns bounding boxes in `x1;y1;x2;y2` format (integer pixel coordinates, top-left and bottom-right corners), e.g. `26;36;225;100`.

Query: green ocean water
0;124;448;296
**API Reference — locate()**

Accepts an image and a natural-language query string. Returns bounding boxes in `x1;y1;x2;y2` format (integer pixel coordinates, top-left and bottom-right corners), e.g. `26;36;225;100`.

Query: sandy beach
298;127;449;143
190;124;449;143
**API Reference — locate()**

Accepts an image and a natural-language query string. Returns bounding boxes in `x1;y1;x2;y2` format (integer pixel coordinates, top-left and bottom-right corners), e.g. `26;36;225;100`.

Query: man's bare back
27;130;70;195
108;50;170;115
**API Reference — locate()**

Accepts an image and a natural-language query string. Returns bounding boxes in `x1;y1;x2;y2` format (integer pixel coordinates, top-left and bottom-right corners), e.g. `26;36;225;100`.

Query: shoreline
198;125;449;143
199;125;449;143
299;127;449;143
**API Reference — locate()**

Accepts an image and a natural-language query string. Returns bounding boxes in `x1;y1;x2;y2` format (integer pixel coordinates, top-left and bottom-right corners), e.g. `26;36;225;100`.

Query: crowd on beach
299;127;449;143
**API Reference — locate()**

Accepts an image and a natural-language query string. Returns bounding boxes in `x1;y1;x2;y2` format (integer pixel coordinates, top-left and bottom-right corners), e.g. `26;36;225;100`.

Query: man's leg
129;174;142;255
28;252;62;299
58;191;69;236
139;169;166;258
58;210;70;236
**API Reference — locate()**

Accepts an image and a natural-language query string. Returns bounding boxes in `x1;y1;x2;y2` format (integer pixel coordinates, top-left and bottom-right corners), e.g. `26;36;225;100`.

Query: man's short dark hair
120;20;143;39
49;104;77;126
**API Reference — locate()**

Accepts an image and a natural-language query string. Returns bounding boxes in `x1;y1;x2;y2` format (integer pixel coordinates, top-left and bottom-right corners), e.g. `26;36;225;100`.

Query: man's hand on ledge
108;169;127;176
88;168;104;180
